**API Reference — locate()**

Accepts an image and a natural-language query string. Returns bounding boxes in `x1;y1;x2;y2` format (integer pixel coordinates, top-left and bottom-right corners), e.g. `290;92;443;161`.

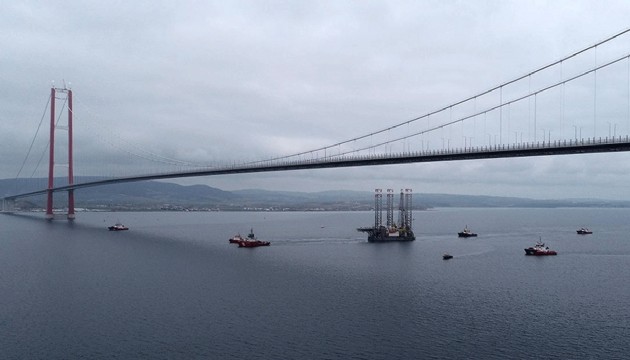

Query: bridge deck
4;137;630;200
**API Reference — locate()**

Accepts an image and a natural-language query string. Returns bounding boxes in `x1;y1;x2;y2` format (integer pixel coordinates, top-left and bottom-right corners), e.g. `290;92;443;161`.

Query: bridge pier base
46;190;54;220
68;189;75;220
1;198;15;213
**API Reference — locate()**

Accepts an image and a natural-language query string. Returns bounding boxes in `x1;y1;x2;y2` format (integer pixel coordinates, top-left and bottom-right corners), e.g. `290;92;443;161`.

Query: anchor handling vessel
357;188;415;242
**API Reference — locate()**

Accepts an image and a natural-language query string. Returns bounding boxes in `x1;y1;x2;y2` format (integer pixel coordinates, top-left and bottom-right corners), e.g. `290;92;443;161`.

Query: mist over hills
1;177;629;211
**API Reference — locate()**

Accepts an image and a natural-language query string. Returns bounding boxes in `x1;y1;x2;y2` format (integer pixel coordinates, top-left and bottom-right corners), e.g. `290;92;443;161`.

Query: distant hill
1;177;629;210
0;177;237;210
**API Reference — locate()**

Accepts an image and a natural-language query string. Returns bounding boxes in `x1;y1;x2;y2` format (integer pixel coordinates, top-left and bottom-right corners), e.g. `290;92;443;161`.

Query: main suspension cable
14;95;51;179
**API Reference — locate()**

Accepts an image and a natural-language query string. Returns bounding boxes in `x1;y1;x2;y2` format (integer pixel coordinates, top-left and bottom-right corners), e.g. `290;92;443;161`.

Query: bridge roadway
4;136;630;200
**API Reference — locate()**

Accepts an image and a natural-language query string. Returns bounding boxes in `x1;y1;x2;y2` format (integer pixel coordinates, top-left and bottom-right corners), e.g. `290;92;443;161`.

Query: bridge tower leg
46;87;56;220
67;89;75;220
45;86;75;220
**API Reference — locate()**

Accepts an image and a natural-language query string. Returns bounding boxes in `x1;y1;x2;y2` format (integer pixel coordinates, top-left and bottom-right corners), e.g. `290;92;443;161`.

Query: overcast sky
3;1;630;200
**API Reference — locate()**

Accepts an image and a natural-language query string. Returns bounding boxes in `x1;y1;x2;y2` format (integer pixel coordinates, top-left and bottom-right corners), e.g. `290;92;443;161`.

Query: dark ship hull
358;226;415;242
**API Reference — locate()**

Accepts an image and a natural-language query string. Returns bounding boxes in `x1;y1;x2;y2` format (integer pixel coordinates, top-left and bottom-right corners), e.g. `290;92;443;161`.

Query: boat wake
270;238;364;246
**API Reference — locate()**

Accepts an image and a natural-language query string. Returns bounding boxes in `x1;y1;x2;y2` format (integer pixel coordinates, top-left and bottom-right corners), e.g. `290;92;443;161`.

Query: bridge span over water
4;29;630;218
5;135;630;200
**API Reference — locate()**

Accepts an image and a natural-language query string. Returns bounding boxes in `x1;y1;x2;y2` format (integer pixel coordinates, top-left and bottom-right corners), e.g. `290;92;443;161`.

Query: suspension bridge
4;29;630;219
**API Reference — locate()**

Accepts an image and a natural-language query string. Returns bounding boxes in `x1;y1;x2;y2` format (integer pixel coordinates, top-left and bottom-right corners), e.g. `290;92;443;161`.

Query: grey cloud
2;1;630;199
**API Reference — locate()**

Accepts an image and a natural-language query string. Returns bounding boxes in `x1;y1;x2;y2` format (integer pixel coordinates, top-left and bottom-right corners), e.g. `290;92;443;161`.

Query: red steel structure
46;87;74;220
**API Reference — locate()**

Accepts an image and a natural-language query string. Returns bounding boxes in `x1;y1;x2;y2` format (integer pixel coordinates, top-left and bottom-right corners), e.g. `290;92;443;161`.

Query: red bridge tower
46;86;74;220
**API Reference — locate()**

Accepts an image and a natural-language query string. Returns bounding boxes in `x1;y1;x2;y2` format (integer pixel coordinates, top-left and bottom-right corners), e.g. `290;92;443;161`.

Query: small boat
576;227;593;235
230;228;270;247
443;253;453;260
524;239;557;256
458;226;477;238
108;223;129;231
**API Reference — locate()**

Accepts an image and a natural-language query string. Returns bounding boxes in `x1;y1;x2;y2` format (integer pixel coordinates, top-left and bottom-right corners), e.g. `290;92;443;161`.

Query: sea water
1;208;629;359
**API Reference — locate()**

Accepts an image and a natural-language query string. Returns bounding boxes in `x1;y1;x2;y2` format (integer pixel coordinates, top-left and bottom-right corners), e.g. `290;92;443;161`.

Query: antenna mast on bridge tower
46;85;74;220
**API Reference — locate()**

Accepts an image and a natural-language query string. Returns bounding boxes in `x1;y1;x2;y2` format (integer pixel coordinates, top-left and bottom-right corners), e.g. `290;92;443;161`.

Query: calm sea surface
1;208;629;359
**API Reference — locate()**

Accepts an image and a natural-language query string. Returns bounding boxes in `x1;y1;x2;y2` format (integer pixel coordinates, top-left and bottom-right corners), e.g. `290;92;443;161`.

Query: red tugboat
229;229;270;247
524;240;557;256
576;227;593;235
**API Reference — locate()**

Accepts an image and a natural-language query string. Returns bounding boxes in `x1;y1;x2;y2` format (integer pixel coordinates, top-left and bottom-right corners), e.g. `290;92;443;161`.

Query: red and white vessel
229;229;270;248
